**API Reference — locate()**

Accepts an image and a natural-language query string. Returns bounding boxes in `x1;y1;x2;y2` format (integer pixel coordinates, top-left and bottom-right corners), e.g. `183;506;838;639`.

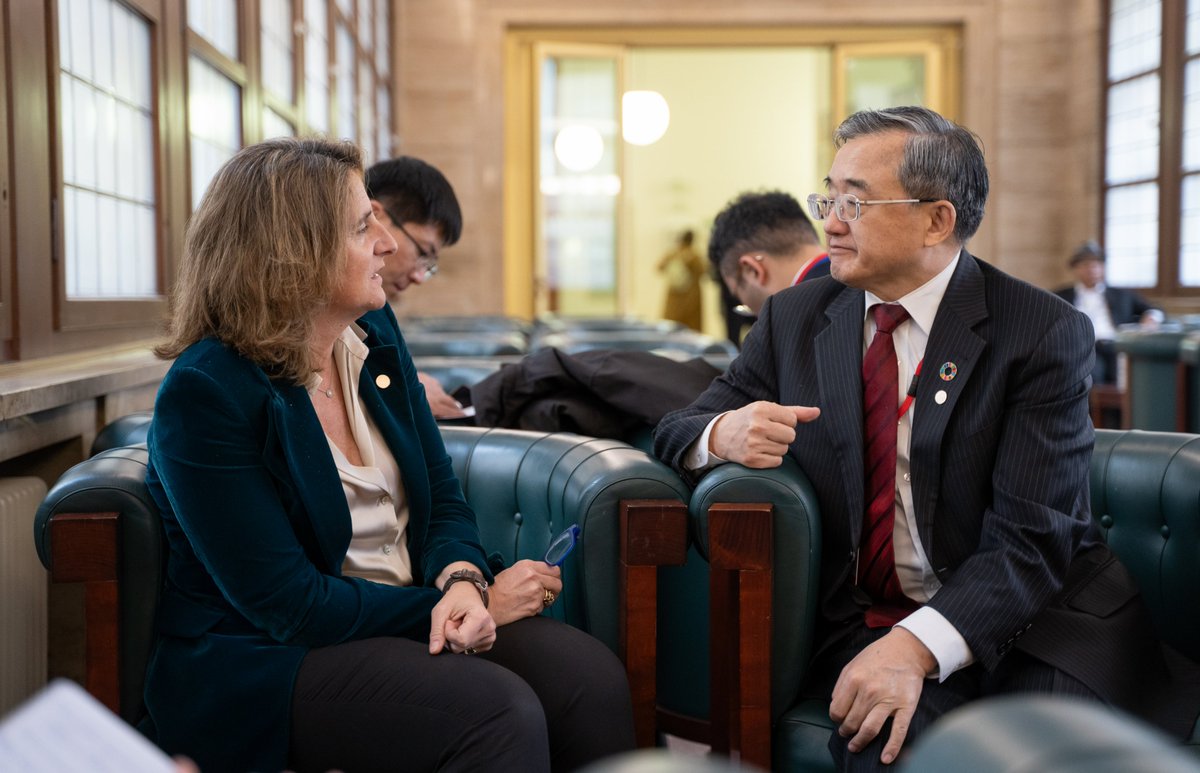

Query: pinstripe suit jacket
656;252;1185;728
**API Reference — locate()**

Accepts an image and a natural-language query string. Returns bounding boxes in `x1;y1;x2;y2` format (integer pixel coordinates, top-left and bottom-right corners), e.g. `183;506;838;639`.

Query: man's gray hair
834;106;988;243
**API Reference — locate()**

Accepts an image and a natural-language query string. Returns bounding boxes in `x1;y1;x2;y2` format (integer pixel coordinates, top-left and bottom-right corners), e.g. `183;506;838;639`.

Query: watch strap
441;569;489;608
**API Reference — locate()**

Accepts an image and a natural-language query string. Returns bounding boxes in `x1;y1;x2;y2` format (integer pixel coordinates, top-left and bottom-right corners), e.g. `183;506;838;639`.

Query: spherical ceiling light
553;125;605;172
622;90;670;146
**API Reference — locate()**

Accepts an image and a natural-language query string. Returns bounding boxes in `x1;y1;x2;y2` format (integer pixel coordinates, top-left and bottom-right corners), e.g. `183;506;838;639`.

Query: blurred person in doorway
657;229;707;330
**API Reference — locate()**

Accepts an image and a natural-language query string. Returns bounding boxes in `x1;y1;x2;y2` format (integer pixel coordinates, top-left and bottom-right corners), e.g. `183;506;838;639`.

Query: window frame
0;0;393;362
49;0;171;332
1103;0;1200;306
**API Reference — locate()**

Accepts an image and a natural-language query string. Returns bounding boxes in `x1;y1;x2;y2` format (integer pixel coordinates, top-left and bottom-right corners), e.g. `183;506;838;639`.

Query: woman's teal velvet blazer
142;305;492;772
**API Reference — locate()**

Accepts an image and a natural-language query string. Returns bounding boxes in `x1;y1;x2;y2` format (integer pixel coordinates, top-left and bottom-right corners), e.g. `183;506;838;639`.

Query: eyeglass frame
383;209;441;278
806;193;939;223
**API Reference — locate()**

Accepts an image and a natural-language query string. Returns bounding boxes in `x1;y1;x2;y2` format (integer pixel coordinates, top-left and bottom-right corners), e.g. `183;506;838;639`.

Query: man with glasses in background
656;106;1196;770
366;156;466;418
708;190;830;326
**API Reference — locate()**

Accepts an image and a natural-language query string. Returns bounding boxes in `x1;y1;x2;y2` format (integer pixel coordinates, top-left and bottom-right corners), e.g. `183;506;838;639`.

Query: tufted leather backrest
90;412;153;456
1091;429;1200;661
439;426;690;650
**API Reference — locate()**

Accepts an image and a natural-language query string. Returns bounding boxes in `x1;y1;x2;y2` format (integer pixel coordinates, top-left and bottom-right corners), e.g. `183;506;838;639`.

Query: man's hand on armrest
708;401;820;468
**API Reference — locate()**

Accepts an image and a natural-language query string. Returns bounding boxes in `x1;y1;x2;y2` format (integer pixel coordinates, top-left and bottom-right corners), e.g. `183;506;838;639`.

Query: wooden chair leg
619;499;688;748
708;502;773;769
48;512;121;715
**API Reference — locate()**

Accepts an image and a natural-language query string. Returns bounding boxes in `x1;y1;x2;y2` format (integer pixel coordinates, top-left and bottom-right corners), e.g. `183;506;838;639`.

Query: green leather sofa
33;426;691;746
902;695;1200;772
401;329;528;357
695;429;1200;771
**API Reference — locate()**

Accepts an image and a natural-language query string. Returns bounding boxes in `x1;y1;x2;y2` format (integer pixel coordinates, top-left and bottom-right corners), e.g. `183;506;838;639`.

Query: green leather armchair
697;429;1200;771
33;426;691;745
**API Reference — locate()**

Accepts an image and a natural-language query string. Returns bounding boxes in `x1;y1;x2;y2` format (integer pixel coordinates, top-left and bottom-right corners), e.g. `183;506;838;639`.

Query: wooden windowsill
0;341;167;421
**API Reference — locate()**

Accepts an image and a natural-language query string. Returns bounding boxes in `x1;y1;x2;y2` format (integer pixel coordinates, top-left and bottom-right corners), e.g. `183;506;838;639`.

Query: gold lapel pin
375;374;391;390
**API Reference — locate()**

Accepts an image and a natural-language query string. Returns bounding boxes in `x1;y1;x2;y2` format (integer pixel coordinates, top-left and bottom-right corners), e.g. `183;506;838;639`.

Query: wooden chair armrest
619;499;688;748
708;502;773;769
49;512;122;715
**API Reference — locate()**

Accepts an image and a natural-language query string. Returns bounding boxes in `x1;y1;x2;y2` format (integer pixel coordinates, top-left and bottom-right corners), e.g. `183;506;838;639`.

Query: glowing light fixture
622;90;670;146
553;125;605;172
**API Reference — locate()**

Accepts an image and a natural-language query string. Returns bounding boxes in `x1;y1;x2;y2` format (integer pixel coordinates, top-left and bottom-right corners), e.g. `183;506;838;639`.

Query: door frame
503;25;962;318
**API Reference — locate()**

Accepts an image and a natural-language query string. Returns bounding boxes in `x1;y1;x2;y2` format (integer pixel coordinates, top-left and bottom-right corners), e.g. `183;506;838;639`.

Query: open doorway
504;27;961;336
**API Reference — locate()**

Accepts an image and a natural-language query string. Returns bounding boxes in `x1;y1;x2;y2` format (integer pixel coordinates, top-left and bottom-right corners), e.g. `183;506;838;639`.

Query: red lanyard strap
898;358;923;422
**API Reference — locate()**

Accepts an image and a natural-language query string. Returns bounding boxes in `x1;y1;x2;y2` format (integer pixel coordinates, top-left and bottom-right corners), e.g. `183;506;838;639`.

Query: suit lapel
814;286;868;544
264;383;353;574
910;253;988;548
357;319;432;555
261;315;431;576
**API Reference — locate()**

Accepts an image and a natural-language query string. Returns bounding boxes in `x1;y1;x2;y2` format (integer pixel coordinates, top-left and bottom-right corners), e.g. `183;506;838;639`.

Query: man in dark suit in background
655;106;1194;770
1054;240;1162;384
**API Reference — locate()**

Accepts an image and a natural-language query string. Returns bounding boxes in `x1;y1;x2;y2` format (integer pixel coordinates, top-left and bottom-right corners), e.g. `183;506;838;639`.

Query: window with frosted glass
1106;74;1161;184
188;56;242;208
358;0;373;49
1189;0;1200;54
261;0;293;102
375;0;389;73
1105;183;1160;286
1184;59;1200;171
188;0;238;60
58;0;157;299
1110;0;1162;81
1180;175;1200;284
377;85;391;160
336;22;356;140
304;0;329;133
358;59;376;162
263;107;295;140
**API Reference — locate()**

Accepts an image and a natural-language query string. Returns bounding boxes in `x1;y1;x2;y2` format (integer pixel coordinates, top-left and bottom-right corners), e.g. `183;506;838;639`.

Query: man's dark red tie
859;303;919;628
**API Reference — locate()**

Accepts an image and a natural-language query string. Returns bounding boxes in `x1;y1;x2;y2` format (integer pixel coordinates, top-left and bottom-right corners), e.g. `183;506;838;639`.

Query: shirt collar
863;250;961;336
305;323;369;394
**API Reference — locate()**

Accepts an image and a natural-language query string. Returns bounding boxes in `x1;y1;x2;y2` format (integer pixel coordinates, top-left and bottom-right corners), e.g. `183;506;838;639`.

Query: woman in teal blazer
143;138;634;772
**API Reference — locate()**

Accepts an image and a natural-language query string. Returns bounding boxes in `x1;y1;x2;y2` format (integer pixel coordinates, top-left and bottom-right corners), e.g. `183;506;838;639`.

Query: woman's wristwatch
441;569;489;608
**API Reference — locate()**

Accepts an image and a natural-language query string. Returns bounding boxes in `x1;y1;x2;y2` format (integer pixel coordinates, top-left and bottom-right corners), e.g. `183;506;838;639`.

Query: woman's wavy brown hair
156;138;364;384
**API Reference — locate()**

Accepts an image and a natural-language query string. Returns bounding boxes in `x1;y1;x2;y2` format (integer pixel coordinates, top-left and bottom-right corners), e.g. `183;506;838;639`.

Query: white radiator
0;477;49;716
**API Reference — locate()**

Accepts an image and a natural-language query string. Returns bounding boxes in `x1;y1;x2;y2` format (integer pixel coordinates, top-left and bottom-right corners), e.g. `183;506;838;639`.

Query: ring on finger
464;647;478;655
542;588;556;607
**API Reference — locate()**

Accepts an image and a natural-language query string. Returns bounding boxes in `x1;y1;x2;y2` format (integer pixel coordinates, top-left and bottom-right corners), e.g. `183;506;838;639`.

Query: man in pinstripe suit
655;106;1192;770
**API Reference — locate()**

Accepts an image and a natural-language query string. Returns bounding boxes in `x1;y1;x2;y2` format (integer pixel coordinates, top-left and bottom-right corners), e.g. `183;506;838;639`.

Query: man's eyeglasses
806;193;938;223
386;212;440;279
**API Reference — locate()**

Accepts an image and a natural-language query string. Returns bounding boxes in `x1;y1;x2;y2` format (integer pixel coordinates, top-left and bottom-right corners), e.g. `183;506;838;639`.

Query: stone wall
389;0;1105;316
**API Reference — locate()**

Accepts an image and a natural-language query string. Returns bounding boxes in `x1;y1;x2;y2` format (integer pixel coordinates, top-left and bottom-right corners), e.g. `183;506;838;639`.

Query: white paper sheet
0;680;175;773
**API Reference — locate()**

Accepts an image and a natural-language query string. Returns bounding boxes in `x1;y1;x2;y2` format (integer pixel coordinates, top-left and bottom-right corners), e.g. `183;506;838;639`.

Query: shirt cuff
895;606;975;682
683;413;730;471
